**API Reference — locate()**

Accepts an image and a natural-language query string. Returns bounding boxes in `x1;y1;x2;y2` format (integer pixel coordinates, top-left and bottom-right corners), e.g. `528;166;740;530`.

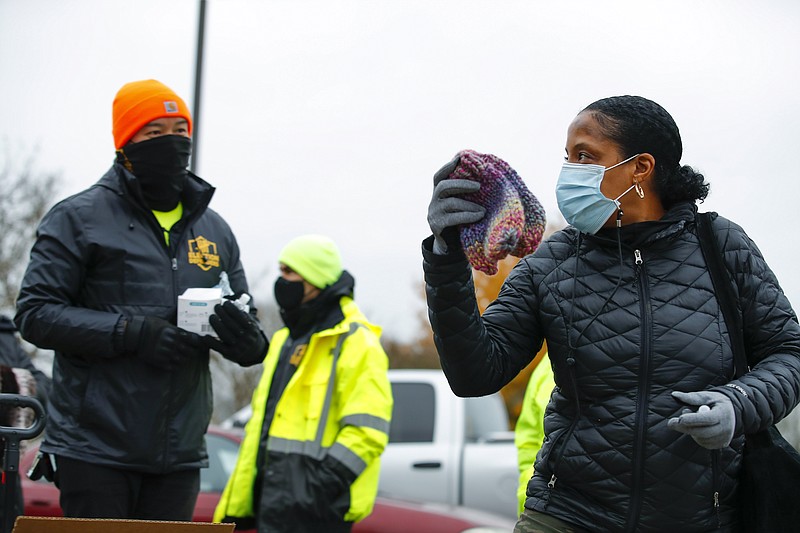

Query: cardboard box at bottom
13;517;234;533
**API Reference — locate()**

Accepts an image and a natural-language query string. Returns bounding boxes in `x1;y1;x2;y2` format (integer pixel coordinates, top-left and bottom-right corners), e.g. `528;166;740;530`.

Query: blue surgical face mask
555;154;640;234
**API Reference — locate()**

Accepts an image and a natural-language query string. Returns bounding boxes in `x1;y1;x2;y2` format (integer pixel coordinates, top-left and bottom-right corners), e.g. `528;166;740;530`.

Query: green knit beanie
278;235;343;289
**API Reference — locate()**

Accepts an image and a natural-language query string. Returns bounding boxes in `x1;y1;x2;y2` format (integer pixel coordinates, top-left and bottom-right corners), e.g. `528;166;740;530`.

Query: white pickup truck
380;369;518;519
222;368;519;519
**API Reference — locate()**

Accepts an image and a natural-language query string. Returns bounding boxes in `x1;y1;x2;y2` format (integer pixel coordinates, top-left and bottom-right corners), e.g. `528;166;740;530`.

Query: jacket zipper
545;346;583;504
162;231;199;472
121;171;214;472
544;414;579;504
157;215;208;472
625;249;651;532
130;207;178;472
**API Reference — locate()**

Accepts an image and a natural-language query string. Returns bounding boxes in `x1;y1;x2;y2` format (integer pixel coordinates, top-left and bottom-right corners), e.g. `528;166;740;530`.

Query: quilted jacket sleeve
422;235;544;397
711;216;800;435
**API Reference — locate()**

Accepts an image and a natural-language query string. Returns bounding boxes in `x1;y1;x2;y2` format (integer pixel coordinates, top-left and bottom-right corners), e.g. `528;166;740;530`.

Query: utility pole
190;0;207;174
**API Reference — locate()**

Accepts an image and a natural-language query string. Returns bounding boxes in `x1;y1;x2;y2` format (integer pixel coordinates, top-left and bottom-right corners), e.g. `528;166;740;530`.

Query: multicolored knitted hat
448;150;546;275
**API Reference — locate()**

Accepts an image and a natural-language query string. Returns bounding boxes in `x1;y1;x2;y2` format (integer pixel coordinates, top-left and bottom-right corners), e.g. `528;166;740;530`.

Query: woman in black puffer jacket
423;95;800;532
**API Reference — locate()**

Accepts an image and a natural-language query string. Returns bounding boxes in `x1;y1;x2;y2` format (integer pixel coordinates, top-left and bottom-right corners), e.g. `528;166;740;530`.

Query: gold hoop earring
635;182;645;199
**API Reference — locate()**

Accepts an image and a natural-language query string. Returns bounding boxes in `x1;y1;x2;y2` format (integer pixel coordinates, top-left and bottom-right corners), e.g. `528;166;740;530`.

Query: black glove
427;156;485;254
202;300;268;366
123;316;206;370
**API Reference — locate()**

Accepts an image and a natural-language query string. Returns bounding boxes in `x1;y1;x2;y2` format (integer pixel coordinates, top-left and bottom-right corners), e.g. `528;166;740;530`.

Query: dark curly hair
582;96;709;208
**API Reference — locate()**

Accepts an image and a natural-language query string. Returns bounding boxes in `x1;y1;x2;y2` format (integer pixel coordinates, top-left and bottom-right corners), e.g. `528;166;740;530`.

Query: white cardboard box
177;287;223;335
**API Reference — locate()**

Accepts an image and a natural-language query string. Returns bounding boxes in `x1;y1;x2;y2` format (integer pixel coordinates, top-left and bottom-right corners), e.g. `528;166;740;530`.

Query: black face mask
117;135;192;211
274;278;306;311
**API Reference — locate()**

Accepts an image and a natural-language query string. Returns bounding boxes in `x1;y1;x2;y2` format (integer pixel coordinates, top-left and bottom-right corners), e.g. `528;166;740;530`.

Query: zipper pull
547;474;557;488
171;258;178;271
634;249;643;265
713;491;719;508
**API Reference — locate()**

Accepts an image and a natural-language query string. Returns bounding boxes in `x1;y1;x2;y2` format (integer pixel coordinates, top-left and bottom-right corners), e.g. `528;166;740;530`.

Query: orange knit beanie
112;79;192;149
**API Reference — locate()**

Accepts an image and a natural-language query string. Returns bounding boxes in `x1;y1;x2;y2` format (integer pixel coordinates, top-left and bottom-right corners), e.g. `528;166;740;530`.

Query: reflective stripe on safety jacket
214;297;392;523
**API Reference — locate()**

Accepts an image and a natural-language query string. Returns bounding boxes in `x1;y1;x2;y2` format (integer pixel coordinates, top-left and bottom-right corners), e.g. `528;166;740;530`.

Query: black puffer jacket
15;163;252;473
423;202;800;532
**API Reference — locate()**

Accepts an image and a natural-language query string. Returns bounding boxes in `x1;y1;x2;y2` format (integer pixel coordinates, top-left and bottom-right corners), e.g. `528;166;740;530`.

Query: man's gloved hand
668;390;736;449
427;157;485;255
201;300;268;366
123;316;206;370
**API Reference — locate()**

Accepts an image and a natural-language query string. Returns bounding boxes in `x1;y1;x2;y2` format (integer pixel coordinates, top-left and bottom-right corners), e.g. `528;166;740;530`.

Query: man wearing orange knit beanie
15;79;268;521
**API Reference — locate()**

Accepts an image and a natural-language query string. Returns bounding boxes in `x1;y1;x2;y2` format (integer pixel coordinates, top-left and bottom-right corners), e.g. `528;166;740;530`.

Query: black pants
56;456;200;521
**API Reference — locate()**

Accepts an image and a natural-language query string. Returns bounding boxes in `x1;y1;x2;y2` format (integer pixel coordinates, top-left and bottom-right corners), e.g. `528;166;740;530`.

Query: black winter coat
15;164;251;473
422;202;800;532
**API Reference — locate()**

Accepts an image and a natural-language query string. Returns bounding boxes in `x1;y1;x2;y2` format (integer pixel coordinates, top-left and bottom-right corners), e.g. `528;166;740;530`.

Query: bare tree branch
0;140;61;315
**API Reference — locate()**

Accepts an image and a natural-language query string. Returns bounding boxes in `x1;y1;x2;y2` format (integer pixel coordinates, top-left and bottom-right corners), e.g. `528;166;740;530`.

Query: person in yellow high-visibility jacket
213;235;393;533
515;352;556;517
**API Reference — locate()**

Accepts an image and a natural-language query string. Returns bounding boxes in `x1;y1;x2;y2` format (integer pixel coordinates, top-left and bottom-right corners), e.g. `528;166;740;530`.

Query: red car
20;427;514;533
19;427;239;525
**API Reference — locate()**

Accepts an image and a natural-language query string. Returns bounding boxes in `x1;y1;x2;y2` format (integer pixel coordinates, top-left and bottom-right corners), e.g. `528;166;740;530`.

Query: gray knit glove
427;157;485;254
668;390;736;449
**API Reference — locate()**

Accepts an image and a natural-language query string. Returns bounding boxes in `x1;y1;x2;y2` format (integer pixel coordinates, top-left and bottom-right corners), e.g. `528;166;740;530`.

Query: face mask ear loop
612;182;637;228
606;153;640;172
607;153;640;220
614;183;637;203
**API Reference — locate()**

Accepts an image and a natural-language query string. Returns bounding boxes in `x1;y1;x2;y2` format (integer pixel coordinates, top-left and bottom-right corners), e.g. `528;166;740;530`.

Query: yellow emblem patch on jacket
188;235;220;271
289;344;307;367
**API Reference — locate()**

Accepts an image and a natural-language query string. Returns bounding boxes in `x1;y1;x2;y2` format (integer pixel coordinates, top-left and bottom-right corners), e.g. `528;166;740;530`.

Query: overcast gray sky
1;0;799;342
